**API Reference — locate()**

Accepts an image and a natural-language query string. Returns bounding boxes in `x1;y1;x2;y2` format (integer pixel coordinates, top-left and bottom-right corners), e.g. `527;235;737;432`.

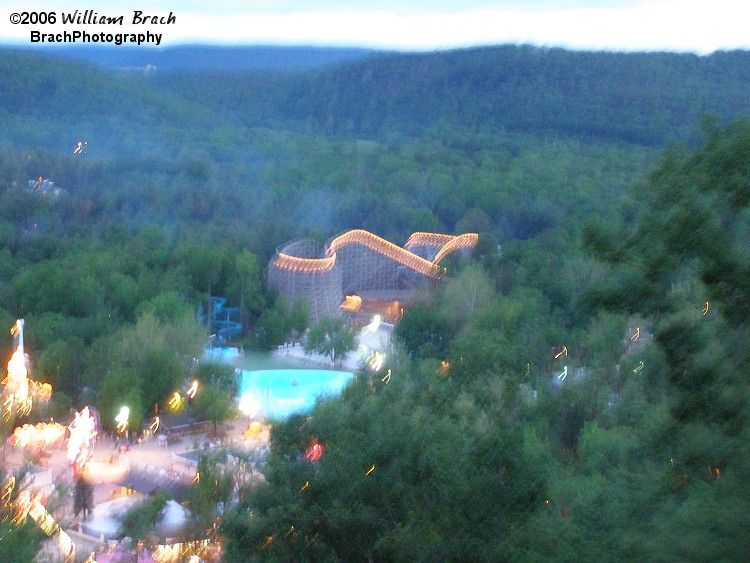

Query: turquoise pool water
239;369;354;420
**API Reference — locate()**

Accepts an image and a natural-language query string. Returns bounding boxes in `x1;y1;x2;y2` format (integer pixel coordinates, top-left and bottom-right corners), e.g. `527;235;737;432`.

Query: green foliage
393;302;451;359
159;46;750;147
97;367;144;432
139;348;184;416
253;300;288;350
196;362;238;397
118;490;170;551
304;316;356;365
583;116;750;429
439;263;494;328
0;45;749;562
187;454;234;530
191;383;236;433
223;358;550;560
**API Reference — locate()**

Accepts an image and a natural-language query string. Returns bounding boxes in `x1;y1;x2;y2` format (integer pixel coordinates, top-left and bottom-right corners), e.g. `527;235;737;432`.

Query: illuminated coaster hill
268;230;478;323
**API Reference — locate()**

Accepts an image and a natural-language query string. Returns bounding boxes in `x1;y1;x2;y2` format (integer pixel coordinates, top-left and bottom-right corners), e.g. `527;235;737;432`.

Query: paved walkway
1;417;268;559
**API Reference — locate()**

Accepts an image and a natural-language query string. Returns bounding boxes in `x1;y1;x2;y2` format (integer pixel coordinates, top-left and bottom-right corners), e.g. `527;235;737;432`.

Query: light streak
381;369;391;384
33;177;43;190
272;230;478;278
28;380;52;402
187;380;198;399
525;363;530;377
25;495;75;561
2;320;51;419
1;320;76;562
633;361;644;373
305;438;323;462
369;351;384;372
153;539;213;562
365;464;375;476
630;327;640;341
68;406;98;474
558;365;568;381
7;422;66;449
285;525;298;540
260;536;274;550
169;391;182;409
703;301;709;315
3;394;14;421
299;481;309;493
238;393;258;418
554;346;568;359
363;315;381;335
115;406;129;433
12;490;45;526
1;476;14;511
193;472;200;484
436;360;450;377
73;141;87;155
150;416;160;433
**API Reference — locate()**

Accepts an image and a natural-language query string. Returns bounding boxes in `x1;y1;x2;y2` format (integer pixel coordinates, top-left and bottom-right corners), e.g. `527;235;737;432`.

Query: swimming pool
239;369;354;420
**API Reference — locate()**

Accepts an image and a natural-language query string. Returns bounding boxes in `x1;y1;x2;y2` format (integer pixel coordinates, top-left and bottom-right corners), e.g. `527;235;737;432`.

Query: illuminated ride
1;320;83;561
269;230;478;322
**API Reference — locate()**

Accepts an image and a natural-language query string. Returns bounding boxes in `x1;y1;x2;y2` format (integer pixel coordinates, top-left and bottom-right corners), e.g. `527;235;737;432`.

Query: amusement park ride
269;229;479;323
2;319;99;562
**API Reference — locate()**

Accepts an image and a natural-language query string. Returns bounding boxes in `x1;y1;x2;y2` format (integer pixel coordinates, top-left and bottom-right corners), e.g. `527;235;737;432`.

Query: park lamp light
169;391;182;410
238;392;258;420
187;380;199;399
115;406;129;433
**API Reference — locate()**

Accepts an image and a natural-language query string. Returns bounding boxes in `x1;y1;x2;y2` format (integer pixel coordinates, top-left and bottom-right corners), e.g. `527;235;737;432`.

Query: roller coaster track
272;230;478;278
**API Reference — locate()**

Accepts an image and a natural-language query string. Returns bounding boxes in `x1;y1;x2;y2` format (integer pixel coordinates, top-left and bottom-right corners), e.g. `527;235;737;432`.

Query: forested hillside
0;44;749;560
30;44;377;70
154;46;750;145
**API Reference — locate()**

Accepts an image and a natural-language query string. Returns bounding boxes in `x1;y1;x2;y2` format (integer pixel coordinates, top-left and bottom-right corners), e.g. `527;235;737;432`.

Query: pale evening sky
1;0;748;53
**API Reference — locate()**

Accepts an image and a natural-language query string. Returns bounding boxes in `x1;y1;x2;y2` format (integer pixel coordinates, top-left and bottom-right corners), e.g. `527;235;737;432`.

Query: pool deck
272;343;361;371
271;322;392;372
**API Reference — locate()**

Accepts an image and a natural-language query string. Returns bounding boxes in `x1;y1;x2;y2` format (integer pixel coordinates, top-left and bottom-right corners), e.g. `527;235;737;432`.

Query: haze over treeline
0;44;749;560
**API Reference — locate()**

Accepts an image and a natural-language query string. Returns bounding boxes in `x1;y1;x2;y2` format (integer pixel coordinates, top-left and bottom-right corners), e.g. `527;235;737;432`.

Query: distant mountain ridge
1;44;750;154
15;44;379;70
152;45;750;146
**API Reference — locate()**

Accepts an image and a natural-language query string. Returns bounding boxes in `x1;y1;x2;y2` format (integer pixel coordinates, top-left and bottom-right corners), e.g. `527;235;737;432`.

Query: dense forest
0;44;749;560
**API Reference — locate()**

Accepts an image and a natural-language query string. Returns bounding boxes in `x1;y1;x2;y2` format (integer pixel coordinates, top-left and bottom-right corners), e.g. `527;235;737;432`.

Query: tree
118;490;169;561
139;348;184;415
576;117;750;559
187;454;234;530
582;117;750;431
287;299;310;337
230;249;264;328
394;302;450;359
254;299;288;350
221;356;548;561
97;367;144;433
304;316;356;366
196;362;238;397
440;263;494;328
192;383;235;434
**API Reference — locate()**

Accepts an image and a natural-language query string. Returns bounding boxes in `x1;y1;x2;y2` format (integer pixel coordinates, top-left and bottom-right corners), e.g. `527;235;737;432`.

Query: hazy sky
2;0;749;52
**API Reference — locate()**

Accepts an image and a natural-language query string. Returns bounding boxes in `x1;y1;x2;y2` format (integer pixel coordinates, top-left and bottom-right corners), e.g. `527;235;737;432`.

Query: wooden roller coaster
269;230;478;323
272;230;477;278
